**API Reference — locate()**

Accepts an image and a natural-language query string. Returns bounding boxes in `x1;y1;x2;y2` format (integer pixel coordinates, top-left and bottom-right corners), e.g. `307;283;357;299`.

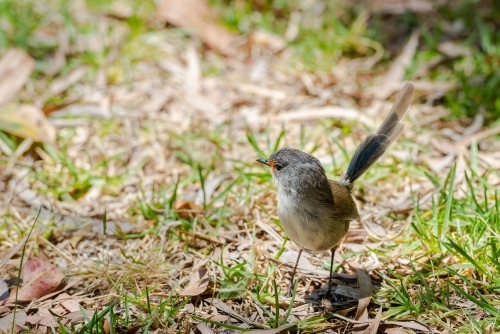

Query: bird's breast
277;190;347;252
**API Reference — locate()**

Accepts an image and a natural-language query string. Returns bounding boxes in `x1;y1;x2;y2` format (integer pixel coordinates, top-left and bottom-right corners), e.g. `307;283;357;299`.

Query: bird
257;82;415;296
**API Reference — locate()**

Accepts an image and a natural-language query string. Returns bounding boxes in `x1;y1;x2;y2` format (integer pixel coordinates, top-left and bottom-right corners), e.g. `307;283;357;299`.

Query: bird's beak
256;158;270;166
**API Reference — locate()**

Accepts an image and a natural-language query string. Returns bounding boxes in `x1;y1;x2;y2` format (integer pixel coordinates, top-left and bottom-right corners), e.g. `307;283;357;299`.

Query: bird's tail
341;82;415;189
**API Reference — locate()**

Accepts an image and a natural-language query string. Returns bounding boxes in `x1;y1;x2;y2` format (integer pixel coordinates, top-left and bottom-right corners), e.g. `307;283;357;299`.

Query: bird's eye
275;164;283;171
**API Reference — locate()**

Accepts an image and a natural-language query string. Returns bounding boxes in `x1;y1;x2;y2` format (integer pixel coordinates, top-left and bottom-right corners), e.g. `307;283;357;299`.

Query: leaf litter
0;0;499;332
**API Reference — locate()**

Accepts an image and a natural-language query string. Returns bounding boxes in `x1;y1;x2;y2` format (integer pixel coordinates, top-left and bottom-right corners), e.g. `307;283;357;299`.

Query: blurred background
1;0;499;121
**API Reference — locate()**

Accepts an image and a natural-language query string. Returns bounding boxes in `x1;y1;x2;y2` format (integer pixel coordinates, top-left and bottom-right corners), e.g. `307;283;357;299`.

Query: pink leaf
9;257;65;303
179;266;209;296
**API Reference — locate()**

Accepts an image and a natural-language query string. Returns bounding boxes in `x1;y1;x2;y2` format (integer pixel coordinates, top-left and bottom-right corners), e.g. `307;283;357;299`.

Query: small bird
257;82;415;296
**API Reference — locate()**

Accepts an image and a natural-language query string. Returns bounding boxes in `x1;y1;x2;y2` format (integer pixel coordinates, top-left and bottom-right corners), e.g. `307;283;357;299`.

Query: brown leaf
26;314;57;327
383;328;407;334
9;257;65;303
364;307;382;334
173;200;202;219
60;298;81;313
0;310;28;333
0;104;56;144
179;266;209;296
55;293;82;313
347;261;373;321
22;279;79;305
384;320;436;332
0;48;35;107
156;0;236;54
352;308;369;333
197;322;214;334
0;306;11;316
123;324;142;334
103;319;111;334
28;309;96;328
63;309;95;323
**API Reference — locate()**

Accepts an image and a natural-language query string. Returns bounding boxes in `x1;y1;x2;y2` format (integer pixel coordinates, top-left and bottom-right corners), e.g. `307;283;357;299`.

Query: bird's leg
287;248;303;297
327;247;337;298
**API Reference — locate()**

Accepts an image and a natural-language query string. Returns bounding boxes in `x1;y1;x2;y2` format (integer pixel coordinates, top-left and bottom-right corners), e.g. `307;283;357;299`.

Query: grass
376;163;500;332
211;0;500;120
1;0;500;333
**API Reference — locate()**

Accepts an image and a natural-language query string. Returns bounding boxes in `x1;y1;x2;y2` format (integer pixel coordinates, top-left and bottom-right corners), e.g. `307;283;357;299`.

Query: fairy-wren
257;82;415;295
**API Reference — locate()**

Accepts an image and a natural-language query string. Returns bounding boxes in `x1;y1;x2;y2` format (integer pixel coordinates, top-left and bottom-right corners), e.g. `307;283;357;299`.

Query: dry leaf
173;200;202;219
156;0;236;54
9;257;65;302
48;65;89;97
249;29;287;53
56;293;81;313
27;309;96;328
0;48;35;107
103;319;111;334
196;322;214;334
384;320;435;332
123;324;142;334
384;328;408;334
14;279;80;306
48;306;65;317
0;104;56;145
347;261;373;321
0;310;27;333
63;309;95;322
26;314;57;327
60;298;81;313
0;280;9;302
280;250;315;271
372;30;419;100
352;308;369;333
211;299;268;329
0;306;10;316
364;307;383;334
179;266;209;296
